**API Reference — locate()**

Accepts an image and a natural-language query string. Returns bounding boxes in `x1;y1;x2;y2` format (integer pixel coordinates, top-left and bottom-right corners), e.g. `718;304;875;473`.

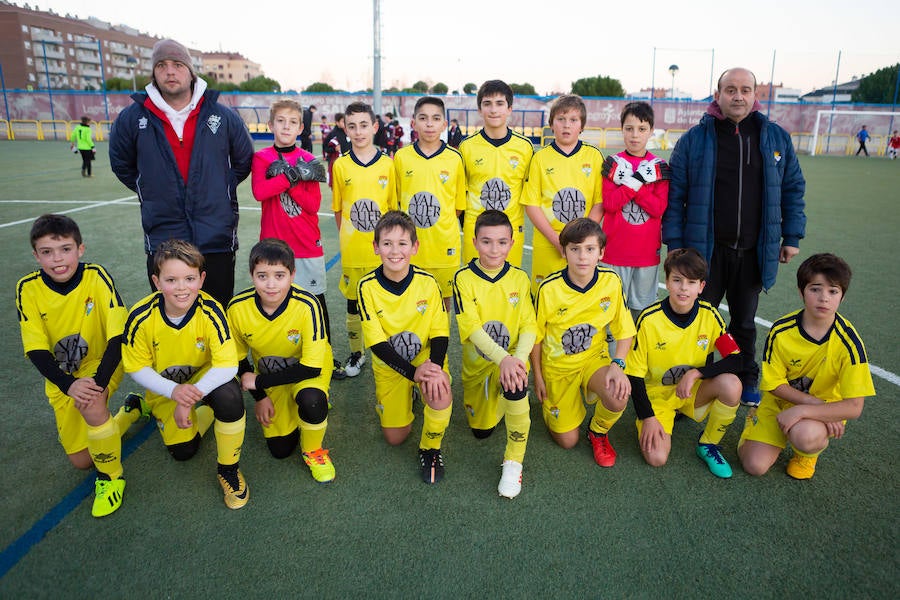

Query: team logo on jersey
54;333;88;373
287;329;300;345
195;337;206;352
477;321;511;360
696;334;709;350
509;155;520;169
465;403;475;417
557;307;568;317
84;296;94;316
661;364;692;385
138;117;148;130
378;175;389;189
553;188;586;224
479;177;512;211
416;300;428;314
561;323;597;355
207;114;221;134
344;178;352;186
405;170;414;178
774;151;782;163
508;292;520;306
582;163;592;177
622;200;650;225
350;199;382;232
545;167;555;175
599;297;611;312
475;158;485;166
408;192;441;228
389;330;423;362
655;341;667;350
439;170;449;184
790;358;802;367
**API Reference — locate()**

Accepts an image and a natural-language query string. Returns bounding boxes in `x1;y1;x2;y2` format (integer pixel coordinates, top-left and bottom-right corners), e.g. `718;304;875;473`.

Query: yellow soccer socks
699;400;739;446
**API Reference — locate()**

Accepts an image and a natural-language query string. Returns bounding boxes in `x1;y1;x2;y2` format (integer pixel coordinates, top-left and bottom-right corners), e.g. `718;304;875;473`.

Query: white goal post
811;110;900;156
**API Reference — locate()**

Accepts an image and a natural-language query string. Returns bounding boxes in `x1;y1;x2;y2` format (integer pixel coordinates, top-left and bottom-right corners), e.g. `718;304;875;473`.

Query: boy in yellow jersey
332;101;398;378
358;211;452;484
122;240;249;509
523;94;604;293
17;214;146;517
739;253;874;480
394;96;466;310
459;80;534;267
627;248;742;478
531;218;635;466
453;210;537;498
227;239;335;483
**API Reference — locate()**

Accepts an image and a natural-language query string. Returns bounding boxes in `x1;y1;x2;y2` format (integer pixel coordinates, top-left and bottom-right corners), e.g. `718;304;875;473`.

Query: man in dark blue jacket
663;67;806;406
109;39;254;307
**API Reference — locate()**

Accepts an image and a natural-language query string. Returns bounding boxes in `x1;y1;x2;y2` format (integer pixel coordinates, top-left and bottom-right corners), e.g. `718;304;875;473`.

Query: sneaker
587;430;617;467
92;476;125;517
331;358;347;381
123;392;151;418
498;460;523;499
217;466;249;509
302;448;336;483
418;448;445;484
696;442;733;478
343;351;366;377
787;454;818;480
740;386;761;407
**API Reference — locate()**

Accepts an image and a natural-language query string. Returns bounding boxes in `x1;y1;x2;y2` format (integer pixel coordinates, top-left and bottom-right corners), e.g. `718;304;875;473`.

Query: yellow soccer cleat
302;448;336;484
787;454;818;480
217;467;250;509
92;477;125;518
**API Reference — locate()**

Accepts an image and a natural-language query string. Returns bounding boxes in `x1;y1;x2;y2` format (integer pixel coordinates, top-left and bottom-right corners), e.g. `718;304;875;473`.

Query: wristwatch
610;358;626;370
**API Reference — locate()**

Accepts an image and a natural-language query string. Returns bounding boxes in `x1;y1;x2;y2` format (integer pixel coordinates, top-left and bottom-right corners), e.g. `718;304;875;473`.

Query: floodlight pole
372;0;382;115
826;50;842;154
767;49;776;118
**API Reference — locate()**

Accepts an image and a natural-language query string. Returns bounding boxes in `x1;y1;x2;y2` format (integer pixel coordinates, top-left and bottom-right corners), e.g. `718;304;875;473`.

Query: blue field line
0;420;156;579
0;252;344;580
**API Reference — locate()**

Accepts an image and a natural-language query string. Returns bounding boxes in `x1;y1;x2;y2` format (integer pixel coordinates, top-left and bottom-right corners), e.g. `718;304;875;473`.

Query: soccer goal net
810;110;900;156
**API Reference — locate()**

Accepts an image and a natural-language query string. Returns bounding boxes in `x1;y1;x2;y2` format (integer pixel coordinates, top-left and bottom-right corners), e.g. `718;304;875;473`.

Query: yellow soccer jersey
227;285;331;374
627;299;729;398
760;310;875;405
522;141;604;232
17;263;127;374
453;259;536;373
394;142;466;270
358;266;449;367
332;150;398;269
534;266;635;372
122;290;237;384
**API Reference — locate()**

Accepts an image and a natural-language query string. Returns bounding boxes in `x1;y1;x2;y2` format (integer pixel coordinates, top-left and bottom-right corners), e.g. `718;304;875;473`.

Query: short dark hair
558;218;605;249
414;96;445;115
152;239;204;276
663;248;707;280
620;101;655;127
474;209;513;236
334;112;344;123
374;210;417;244
796;253;852;295
249;238;294;274
344;101;376;123
477;80;514;108
30;214;82;248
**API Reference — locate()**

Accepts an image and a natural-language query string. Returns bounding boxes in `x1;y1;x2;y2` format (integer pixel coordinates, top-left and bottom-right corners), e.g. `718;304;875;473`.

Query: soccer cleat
343;352;366;377
588;430;617;467
331;358;347;381
696;442;733;478
787;454;818;480
418;448;445;484
302;448;336;483
123;392;151;418
498;460;523;499
217;466;249;509
740;386;761;407
92;476;125;518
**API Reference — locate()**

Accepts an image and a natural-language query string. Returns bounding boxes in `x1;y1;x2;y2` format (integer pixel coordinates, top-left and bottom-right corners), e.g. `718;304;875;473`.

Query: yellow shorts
462;363;507;430
738;394;792;449
634;380;709;436
541;361;606;434
46;363;123;454
530;235;566;294
339;266;377;301
463;219;524;267
259;371;331;439
420;265;458;299
372;359;450;428
147;393;206;446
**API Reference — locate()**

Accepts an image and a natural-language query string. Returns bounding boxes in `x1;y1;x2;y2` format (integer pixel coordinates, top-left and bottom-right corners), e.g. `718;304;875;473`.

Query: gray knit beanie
151;39;196;81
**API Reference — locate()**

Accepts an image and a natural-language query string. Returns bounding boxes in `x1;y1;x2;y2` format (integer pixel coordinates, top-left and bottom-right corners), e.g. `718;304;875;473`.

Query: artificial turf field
0;141;897;599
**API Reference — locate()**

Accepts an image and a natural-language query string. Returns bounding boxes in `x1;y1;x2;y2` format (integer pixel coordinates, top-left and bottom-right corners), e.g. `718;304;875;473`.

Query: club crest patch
207;114;221;134
599;296;611;312
84;297;94;316
508;291;520;306
287;329;300;344
582;163;592;177
378;175;389;189
195;337;206;352
697;334;709;350
138;117;148;130
416;299;428;314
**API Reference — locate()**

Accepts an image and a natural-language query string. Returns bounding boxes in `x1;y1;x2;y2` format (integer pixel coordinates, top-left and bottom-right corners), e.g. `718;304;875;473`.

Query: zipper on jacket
732;124;743;250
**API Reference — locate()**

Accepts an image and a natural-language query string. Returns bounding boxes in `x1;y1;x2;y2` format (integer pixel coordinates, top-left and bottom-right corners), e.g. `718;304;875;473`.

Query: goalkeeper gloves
265;152;290;179
601;155;642;191
266;153;328;184
633;158;671;184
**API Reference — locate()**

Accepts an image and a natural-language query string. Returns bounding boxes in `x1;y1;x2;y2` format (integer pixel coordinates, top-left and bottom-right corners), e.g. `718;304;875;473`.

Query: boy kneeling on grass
739;253;875;480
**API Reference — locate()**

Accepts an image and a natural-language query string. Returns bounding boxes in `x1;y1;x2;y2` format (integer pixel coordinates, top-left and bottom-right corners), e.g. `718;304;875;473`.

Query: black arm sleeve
27;349;76;395
92;334;122;390
629;375;655;420
237;358;267;401
255;363;322;389
697;353;743;380
370;341;417;381
429;336;449;367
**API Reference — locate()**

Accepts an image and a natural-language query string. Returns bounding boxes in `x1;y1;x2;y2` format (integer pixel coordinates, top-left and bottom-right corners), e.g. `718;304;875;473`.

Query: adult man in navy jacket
109;39;253;307
663;67;806;406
